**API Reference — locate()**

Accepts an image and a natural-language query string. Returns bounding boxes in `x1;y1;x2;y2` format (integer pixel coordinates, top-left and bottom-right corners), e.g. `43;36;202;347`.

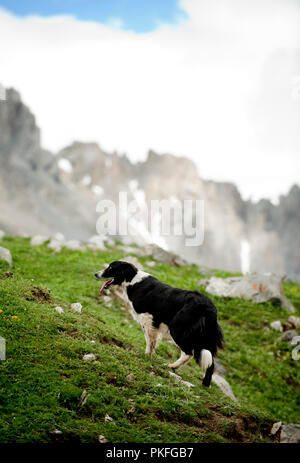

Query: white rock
270;422;282;435
78;390;88;407
30;235;48;246
287;316;300;329
146;260;156;267
90;340;96;344
0;246;12;266
98;435;108;443
53;232;65;241
83;353;97;361
105;238;115;247
168;371;195;388
70;302;82;313
54;306;64;314
50;429;62;435
64;240;85;251
47;239;62;252
105;414;114;422
0;230;5;240
270;320;283;332
88;235;107;251
121;236;134;246
212;374;237;402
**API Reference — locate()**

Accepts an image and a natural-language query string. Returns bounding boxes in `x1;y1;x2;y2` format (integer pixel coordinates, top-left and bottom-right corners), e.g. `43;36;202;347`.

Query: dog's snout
95;270;105;279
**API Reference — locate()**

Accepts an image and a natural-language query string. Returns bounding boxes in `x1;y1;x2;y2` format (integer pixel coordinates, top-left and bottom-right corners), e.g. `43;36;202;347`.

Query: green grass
0;236;299;443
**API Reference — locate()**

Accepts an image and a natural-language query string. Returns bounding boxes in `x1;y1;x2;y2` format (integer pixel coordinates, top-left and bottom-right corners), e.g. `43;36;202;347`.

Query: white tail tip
200;349;212;369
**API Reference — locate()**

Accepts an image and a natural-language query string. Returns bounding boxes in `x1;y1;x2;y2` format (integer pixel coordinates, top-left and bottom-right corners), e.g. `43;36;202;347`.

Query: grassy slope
0;237;299;443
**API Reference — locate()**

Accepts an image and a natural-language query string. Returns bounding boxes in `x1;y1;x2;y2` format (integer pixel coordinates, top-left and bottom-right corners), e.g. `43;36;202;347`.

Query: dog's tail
193;317;224;368
198;349;213;369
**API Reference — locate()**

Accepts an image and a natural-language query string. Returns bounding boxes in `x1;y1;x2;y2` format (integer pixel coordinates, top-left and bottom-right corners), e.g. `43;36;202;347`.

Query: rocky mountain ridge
0;87;299;280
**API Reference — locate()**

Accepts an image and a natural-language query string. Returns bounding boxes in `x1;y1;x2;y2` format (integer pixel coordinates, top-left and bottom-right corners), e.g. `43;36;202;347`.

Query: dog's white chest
119;284;153;330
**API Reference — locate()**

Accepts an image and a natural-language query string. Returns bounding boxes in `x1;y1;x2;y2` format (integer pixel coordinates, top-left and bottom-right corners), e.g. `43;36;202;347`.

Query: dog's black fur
95;260;224;387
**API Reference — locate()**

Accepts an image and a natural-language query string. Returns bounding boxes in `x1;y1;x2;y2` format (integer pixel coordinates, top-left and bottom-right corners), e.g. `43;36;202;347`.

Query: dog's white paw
167;363;177;369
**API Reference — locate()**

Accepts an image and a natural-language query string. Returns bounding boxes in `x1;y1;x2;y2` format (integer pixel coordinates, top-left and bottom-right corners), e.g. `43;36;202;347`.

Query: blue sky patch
0;0;188;32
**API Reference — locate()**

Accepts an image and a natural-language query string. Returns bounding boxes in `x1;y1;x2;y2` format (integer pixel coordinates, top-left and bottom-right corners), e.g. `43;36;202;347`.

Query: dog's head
95;260;138;294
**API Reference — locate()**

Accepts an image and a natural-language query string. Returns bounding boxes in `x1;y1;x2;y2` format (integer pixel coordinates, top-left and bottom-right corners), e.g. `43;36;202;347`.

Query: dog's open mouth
99;279;114;295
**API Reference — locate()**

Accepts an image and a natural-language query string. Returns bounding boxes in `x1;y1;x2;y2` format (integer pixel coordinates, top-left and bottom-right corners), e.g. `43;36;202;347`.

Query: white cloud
0;0;299;201
106;17;124;29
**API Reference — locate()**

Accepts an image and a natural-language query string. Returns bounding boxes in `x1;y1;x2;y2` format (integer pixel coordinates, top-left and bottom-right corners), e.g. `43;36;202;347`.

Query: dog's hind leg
202;361;214;387
168;351;192;369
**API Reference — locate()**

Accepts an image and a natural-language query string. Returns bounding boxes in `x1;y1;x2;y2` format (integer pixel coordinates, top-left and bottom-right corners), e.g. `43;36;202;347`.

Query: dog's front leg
139;313;156;355
146;328;160;355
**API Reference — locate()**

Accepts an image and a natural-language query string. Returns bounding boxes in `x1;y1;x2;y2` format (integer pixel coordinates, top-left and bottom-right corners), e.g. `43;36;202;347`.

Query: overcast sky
0;0;299;202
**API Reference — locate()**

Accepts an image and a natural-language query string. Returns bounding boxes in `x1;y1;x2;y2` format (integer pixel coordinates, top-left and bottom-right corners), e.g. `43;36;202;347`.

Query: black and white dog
95;260;224;387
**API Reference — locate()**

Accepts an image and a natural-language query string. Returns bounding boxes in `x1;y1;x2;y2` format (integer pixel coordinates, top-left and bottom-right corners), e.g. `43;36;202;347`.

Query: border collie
95;261;224;387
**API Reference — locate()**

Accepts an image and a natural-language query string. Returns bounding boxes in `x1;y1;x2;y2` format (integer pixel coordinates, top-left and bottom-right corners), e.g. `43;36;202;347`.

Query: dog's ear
121;262;138;282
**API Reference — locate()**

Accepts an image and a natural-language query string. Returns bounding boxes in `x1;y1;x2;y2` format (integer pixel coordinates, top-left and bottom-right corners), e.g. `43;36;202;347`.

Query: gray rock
281;330;299;343
31;235;49;246
104;414;114;422
280;424;300;443
214;358;227;377
0;230;5;240
117;245;139;255
142;244;186;267
199;274;295;312
287;316;300;329
0;246;12;266
270;320;283;332
126;373;134;383
212;373;237;402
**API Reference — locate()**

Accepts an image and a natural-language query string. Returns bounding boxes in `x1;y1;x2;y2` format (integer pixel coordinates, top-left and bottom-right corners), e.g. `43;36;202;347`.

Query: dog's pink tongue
99;279;113;295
